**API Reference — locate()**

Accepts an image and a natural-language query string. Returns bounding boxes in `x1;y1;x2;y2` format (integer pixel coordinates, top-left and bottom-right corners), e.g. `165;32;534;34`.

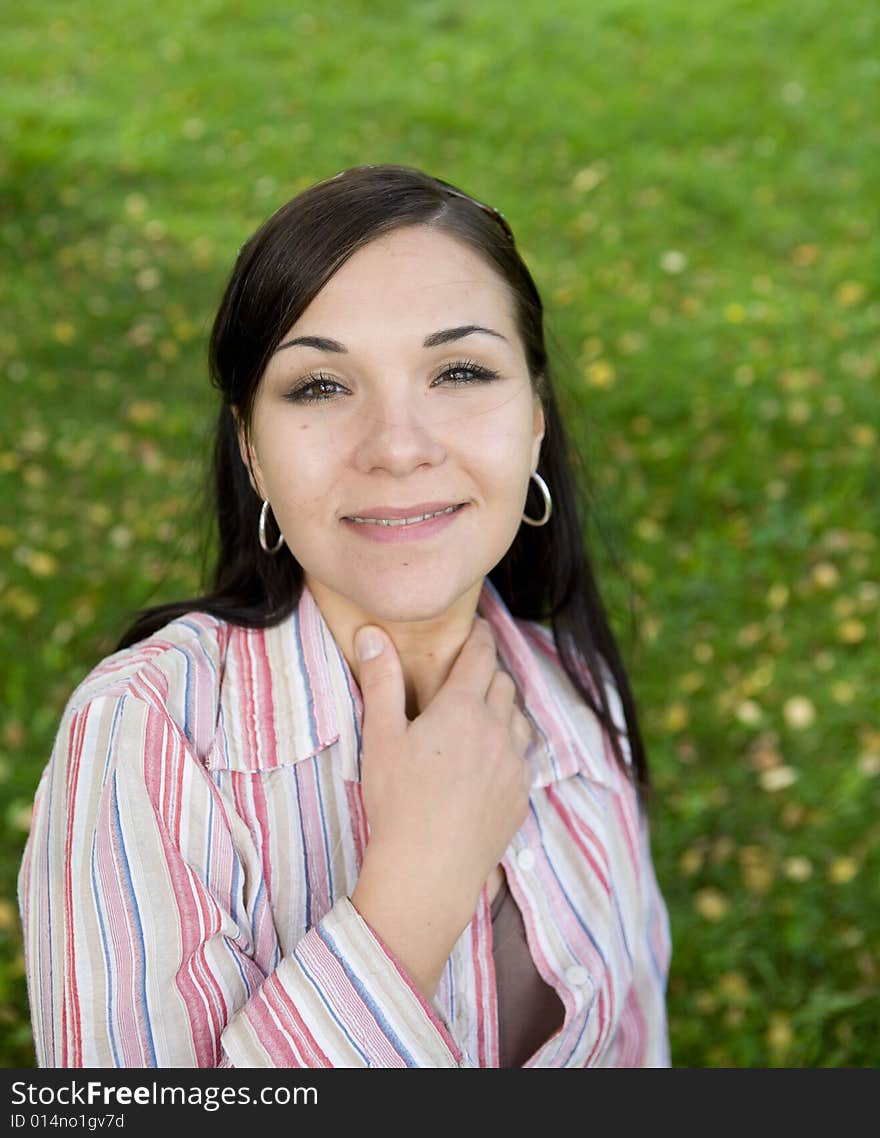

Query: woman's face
243;224;545;626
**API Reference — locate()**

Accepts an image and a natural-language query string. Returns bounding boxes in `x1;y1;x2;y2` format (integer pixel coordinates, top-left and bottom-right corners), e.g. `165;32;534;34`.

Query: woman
19;164;671;1068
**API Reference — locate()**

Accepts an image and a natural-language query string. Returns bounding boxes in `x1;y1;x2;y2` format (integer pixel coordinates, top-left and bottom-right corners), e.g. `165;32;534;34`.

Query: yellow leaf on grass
718;972;751;1004
694;888;728;921
835;280;864;307
766;1013;793;1054
828;857;858;884
585;360;616;388
784;697;816;729
27;550;59;578
759;766;798;792
662;702;689;732
783;856;813;881
811;562;840;589
679;847;704;876
837;619;866;644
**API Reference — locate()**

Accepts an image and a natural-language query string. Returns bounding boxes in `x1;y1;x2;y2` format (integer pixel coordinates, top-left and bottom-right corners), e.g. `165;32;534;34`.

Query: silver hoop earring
522;471;552;527
258;499;285;553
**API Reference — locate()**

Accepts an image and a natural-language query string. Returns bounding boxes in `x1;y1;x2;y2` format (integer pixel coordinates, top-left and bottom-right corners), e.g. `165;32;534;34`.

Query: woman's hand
349;617;532;999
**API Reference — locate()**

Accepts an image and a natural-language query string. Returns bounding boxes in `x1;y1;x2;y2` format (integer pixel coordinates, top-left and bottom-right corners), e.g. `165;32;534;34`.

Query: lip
341;501;469;544
342;501;465;522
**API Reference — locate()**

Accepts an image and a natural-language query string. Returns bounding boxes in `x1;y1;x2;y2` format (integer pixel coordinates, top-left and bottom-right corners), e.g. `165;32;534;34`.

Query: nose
351;391;447;476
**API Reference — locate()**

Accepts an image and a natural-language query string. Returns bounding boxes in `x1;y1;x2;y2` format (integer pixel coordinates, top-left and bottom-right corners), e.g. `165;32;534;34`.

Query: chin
309;562;487;628
352;583;476;626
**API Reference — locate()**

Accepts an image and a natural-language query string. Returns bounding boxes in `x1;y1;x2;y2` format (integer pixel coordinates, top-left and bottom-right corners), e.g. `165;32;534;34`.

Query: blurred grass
1;0;878;1067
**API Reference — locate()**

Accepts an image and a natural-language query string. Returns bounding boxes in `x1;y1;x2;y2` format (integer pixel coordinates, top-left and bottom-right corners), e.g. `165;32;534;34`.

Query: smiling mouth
345;504;466;527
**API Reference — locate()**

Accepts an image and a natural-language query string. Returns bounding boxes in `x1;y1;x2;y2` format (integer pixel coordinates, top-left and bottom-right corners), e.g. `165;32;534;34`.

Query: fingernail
355;627;383;662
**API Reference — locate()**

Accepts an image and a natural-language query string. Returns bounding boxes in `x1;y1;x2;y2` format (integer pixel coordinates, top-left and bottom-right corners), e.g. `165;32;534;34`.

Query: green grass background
1;0;877;1068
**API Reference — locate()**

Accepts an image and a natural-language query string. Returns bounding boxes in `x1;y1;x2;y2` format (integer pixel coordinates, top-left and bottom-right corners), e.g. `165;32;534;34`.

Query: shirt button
516;848;536;871
566;965;591;987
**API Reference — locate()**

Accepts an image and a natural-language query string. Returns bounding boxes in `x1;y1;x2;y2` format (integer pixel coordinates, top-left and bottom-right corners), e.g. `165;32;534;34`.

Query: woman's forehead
283;225;519;342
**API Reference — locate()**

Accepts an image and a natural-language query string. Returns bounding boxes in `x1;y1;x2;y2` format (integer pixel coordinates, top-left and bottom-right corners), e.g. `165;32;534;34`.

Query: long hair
117;164;652;800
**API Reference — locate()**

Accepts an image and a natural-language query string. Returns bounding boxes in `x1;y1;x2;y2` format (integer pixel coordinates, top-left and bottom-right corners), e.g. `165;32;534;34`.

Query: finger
354;625;408;743
510;709;533;756
441;618;498;701
485;669;516;716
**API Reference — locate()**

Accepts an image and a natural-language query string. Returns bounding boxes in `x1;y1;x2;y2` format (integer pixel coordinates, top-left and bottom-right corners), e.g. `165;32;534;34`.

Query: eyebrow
422;325;508;348
275;325;508;354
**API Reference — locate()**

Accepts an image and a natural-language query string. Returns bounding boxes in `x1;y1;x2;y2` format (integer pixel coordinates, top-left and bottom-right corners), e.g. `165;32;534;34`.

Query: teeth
349;504;460;526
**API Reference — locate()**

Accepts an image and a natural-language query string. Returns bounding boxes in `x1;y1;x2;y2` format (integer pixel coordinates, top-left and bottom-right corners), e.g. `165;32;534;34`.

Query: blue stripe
313;758;335;899
292;606;321;754
292;765;312;928
110;769;158;1065
292;937;370;1064
609;877;634;968
595;781;634;968
217;782;255;994
318;924;421;1066
178;617;223;753
169;645;193;738
90;834;120;1066
339;656;363;780
529;798;607;966
89;696;128;1065
560;985;595;1066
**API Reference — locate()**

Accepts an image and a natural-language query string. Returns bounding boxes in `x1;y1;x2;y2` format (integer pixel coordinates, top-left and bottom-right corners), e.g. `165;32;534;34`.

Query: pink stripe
518;817;615;1062
142;710;227;1065
473;893;499;1066
95;794;146;1064
618;986;647;1066
610;792;640;879
583;986;610;1065
296;762;332;916
253;631;278;769
297;939;407;1066
249;760;275;900
354;910;464;1063
545;785;612;894
62;708;87;1065
301;597;336;745
346;782;368;866
228;773;278;970
250;977;332;1066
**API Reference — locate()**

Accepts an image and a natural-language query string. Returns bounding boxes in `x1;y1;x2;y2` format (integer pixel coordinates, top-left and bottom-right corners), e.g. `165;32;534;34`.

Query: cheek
255;421;341;504
466;405;537;480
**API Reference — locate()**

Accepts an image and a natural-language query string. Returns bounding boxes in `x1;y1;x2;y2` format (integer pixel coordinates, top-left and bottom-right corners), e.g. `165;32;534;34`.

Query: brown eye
433;360;500;386
285;374;347;403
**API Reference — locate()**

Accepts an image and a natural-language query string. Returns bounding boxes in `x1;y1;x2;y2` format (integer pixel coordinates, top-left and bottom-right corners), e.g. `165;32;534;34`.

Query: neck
305;577;485;719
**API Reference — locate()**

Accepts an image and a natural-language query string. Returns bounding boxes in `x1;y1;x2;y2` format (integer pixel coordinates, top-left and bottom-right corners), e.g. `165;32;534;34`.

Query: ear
233;407;266;499
530;393;546;473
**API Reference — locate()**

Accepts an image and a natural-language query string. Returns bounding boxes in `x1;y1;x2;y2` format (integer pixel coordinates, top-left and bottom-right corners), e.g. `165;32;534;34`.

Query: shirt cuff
222;896;465;1068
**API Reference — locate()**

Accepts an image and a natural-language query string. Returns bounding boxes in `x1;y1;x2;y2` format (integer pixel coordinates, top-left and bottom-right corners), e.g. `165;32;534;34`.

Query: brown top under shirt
491;871;566;1068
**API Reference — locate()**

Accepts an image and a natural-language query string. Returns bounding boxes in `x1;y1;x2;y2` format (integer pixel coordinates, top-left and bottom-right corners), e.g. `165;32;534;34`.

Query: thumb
354;625;407;740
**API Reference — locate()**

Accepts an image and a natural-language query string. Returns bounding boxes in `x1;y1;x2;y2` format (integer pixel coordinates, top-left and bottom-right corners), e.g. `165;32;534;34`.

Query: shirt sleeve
18;693;468;1068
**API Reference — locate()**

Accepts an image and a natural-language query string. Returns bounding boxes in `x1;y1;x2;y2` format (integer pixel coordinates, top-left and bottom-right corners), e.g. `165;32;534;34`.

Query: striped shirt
18;578;672;1067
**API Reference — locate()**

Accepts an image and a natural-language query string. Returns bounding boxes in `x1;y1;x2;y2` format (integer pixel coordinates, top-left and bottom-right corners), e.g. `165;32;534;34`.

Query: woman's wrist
350;842;479;1001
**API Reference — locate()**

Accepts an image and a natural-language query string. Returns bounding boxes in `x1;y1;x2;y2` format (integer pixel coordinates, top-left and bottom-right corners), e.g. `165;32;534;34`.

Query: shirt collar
212;579;617;791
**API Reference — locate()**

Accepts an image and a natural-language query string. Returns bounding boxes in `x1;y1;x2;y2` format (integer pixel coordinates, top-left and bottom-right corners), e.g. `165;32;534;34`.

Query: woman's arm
18;693;468;1068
